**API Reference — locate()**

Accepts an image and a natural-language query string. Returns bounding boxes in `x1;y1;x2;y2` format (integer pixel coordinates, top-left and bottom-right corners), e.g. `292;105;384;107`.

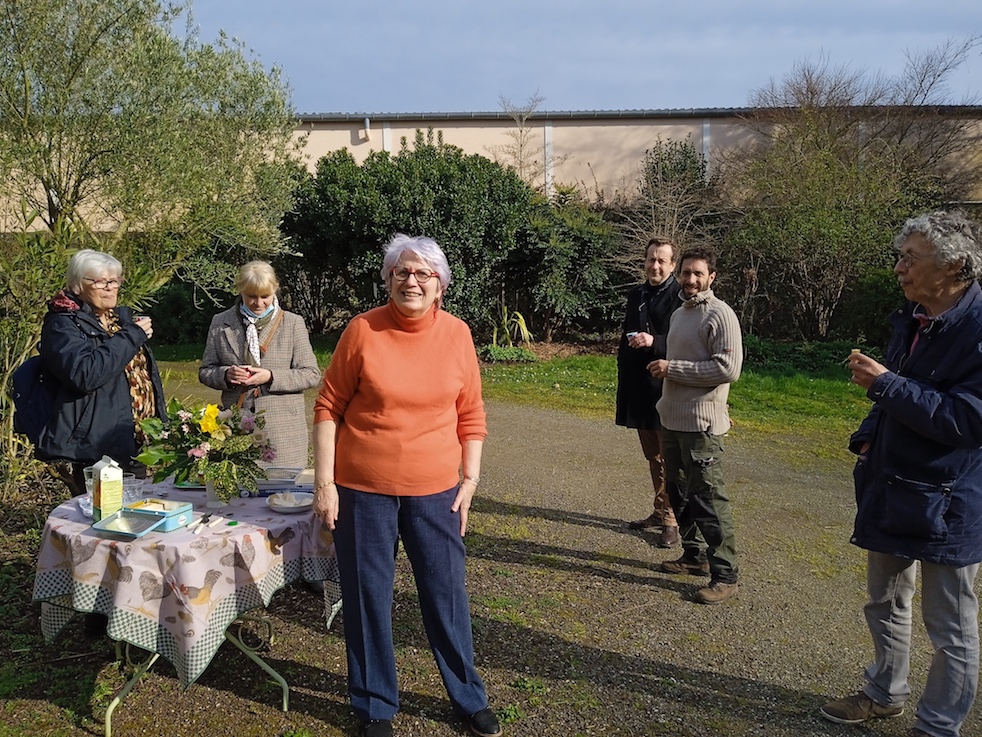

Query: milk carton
92;455;123;522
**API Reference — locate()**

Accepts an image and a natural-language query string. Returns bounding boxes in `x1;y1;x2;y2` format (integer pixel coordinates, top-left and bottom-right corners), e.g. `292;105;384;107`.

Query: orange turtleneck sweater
313;301;487;496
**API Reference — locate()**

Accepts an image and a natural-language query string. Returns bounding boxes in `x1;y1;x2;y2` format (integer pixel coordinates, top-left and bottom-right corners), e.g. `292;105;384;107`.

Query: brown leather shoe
656;525;679;548
819;692;904;724
658;556;710;575
694;580;738;604
627;514;661;530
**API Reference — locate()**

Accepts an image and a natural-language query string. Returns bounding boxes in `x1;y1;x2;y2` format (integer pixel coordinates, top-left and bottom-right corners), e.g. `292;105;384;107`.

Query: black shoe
467;708;502;737
362;720;393;737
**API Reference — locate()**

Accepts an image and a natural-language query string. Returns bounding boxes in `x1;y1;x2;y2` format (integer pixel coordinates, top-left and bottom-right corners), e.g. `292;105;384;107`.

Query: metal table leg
323;584;344;629
102;611;292;734
105;642;159;737
225;614;289;711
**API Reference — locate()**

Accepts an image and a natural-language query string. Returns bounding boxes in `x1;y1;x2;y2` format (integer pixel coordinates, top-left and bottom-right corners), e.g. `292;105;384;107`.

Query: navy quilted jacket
850;280;982;566
36;291;165;467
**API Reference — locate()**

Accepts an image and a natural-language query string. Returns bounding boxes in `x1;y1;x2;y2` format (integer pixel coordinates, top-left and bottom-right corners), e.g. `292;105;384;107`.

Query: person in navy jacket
36;249;165;496
821;211;982;737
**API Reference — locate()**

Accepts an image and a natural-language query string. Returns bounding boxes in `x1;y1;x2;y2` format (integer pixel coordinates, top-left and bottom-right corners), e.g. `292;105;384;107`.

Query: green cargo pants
662;430;739;584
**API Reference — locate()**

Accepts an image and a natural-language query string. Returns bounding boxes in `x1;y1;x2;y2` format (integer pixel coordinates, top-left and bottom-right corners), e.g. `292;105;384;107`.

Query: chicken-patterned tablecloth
32;483;340;688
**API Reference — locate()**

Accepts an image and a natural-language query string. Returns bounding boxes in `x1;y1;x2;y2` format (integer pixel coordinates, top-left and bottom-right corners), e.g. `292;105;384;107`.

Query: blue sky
189;0;982;115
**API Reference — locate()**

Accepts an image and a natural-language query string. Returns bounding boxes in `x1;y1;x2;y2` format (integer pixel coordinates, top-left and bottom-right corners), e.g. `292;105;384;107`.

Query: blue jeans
333;484;489;722
864;550;980;737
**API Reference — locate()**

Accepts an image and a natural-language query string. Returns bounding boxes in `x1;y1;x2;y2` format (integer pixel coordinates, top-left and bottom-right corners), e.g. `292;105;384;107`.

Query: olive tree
0;0;300;268
0;0;300;465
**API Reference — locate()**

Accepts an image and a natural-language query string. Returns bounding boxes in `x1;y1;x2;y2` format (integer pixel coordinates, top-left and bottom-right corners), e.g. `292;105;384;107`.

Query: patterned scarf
239;298;279;367
104;311;156;445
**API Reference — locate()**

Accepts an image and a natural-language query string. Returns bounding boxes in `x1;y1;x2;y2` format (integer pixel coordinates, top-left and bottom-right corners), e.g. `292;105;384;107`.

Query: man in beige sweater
647;246;743;604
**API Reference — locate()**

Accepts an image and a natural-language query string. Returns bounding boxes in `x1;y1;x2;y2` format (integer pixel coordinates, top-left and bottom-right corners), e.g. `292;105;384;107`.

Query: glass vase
205;479;227;509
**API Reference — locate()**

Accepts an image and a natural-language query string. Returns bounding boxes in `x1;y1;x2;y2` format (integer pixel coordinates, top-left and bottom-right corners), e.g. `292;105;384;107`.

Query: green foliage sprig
492;303;533;348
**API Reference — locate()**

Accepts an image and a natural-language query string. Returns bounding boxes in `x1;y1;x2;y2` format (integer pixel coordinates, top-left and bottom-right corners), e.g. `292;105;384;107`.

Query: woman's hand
451;477;479;537
226;365;272;386
628;331;653;349
239;367;272;386
312;420;339;530
313;481;339;530
135;315;153;339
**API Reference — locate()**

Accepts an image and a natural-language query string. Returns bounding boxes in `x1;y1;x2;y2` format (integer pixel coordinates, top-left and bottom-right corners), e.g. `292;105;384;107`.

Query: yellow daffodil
199;403;221;434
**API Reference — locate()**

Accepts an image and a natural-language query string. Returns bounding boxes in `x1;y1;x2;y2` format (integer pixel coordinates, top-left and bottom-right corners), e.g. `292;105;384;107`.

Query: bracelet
313;480;336;492
463;476;480;484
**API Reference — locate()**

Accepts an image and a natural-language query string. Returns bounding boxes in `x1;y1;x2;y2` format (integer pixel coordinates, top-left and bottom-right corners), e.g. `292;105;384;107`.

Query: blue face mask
240;301;275;320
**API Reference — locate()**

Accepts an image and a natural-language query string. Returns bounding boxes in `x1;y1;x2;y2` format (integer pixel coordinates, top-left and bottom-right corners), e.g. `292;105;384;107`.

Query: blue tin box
92;510;166;538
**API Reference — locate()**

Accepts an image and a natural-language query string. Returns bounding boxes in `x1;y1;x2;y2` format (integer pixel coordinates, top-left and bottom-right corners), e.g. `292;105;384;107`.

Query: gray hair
895;210;982;283
66;249;123;293
380;233;452;295
236;260;279;294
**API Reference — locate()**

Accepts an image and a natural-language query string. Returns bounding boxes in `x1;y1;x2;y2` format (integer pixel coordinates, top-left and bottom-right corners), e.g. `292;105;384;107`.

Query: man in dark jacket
821;211;982;737
615;237;682;548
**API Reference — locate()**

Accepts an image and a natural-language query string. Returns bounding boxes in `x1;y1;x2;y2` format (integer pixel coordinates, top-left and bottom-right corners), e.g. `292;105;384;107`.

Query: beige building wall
295;109;982;203
295;111;757;200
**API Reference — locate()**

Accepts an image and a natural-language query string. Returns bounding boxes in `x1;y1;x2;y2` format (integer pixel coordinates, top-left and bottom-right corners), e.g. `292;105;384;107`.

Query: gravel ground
11;399;982;737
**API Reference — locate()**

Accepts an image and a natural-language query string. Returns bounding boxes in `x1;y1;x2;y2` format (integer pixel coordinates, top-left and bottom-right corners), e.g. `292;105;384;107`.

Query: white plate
266;492;314;514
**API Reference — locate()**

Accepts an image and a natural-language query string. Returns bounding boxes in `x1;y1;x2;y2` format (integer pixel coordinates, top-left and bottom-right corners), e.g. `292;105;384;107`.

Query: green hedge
743;335;883;378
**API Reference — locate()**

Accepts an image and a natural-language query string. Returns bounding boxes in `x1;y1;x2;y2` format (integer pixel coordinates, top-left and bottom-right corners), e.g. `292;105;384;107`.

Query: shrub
478;345;538;364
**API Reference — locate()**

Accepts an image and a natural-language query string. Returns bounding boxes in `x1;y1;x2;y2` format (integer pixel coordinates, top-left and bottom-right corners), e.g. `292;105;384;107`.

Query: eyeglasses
391;268;437;284
84;277;124;290
896;252;925;269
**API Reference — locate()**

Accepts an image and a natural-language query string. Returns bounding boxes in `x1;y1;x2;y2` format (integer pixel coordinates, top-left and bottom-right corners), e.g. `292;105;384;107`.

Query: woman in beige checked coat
199;261;321;469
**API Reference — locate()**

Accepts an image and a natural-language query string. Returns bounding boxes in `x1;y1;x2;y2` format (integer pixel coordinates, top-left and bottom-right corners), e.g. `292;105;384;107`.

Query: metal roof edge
296;108;754;122
296;104;982;123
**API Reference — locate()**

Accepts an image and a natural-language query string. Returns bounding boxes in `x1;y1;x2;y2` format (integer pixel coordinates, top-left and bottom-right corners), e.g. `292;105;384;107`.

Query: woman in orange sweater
312;234;501;737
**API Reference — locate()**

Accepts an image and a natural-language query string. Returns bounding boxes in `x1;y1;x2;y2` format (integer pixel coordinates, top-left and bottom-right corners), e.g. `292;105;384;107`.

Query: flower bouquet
136;398;276;502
